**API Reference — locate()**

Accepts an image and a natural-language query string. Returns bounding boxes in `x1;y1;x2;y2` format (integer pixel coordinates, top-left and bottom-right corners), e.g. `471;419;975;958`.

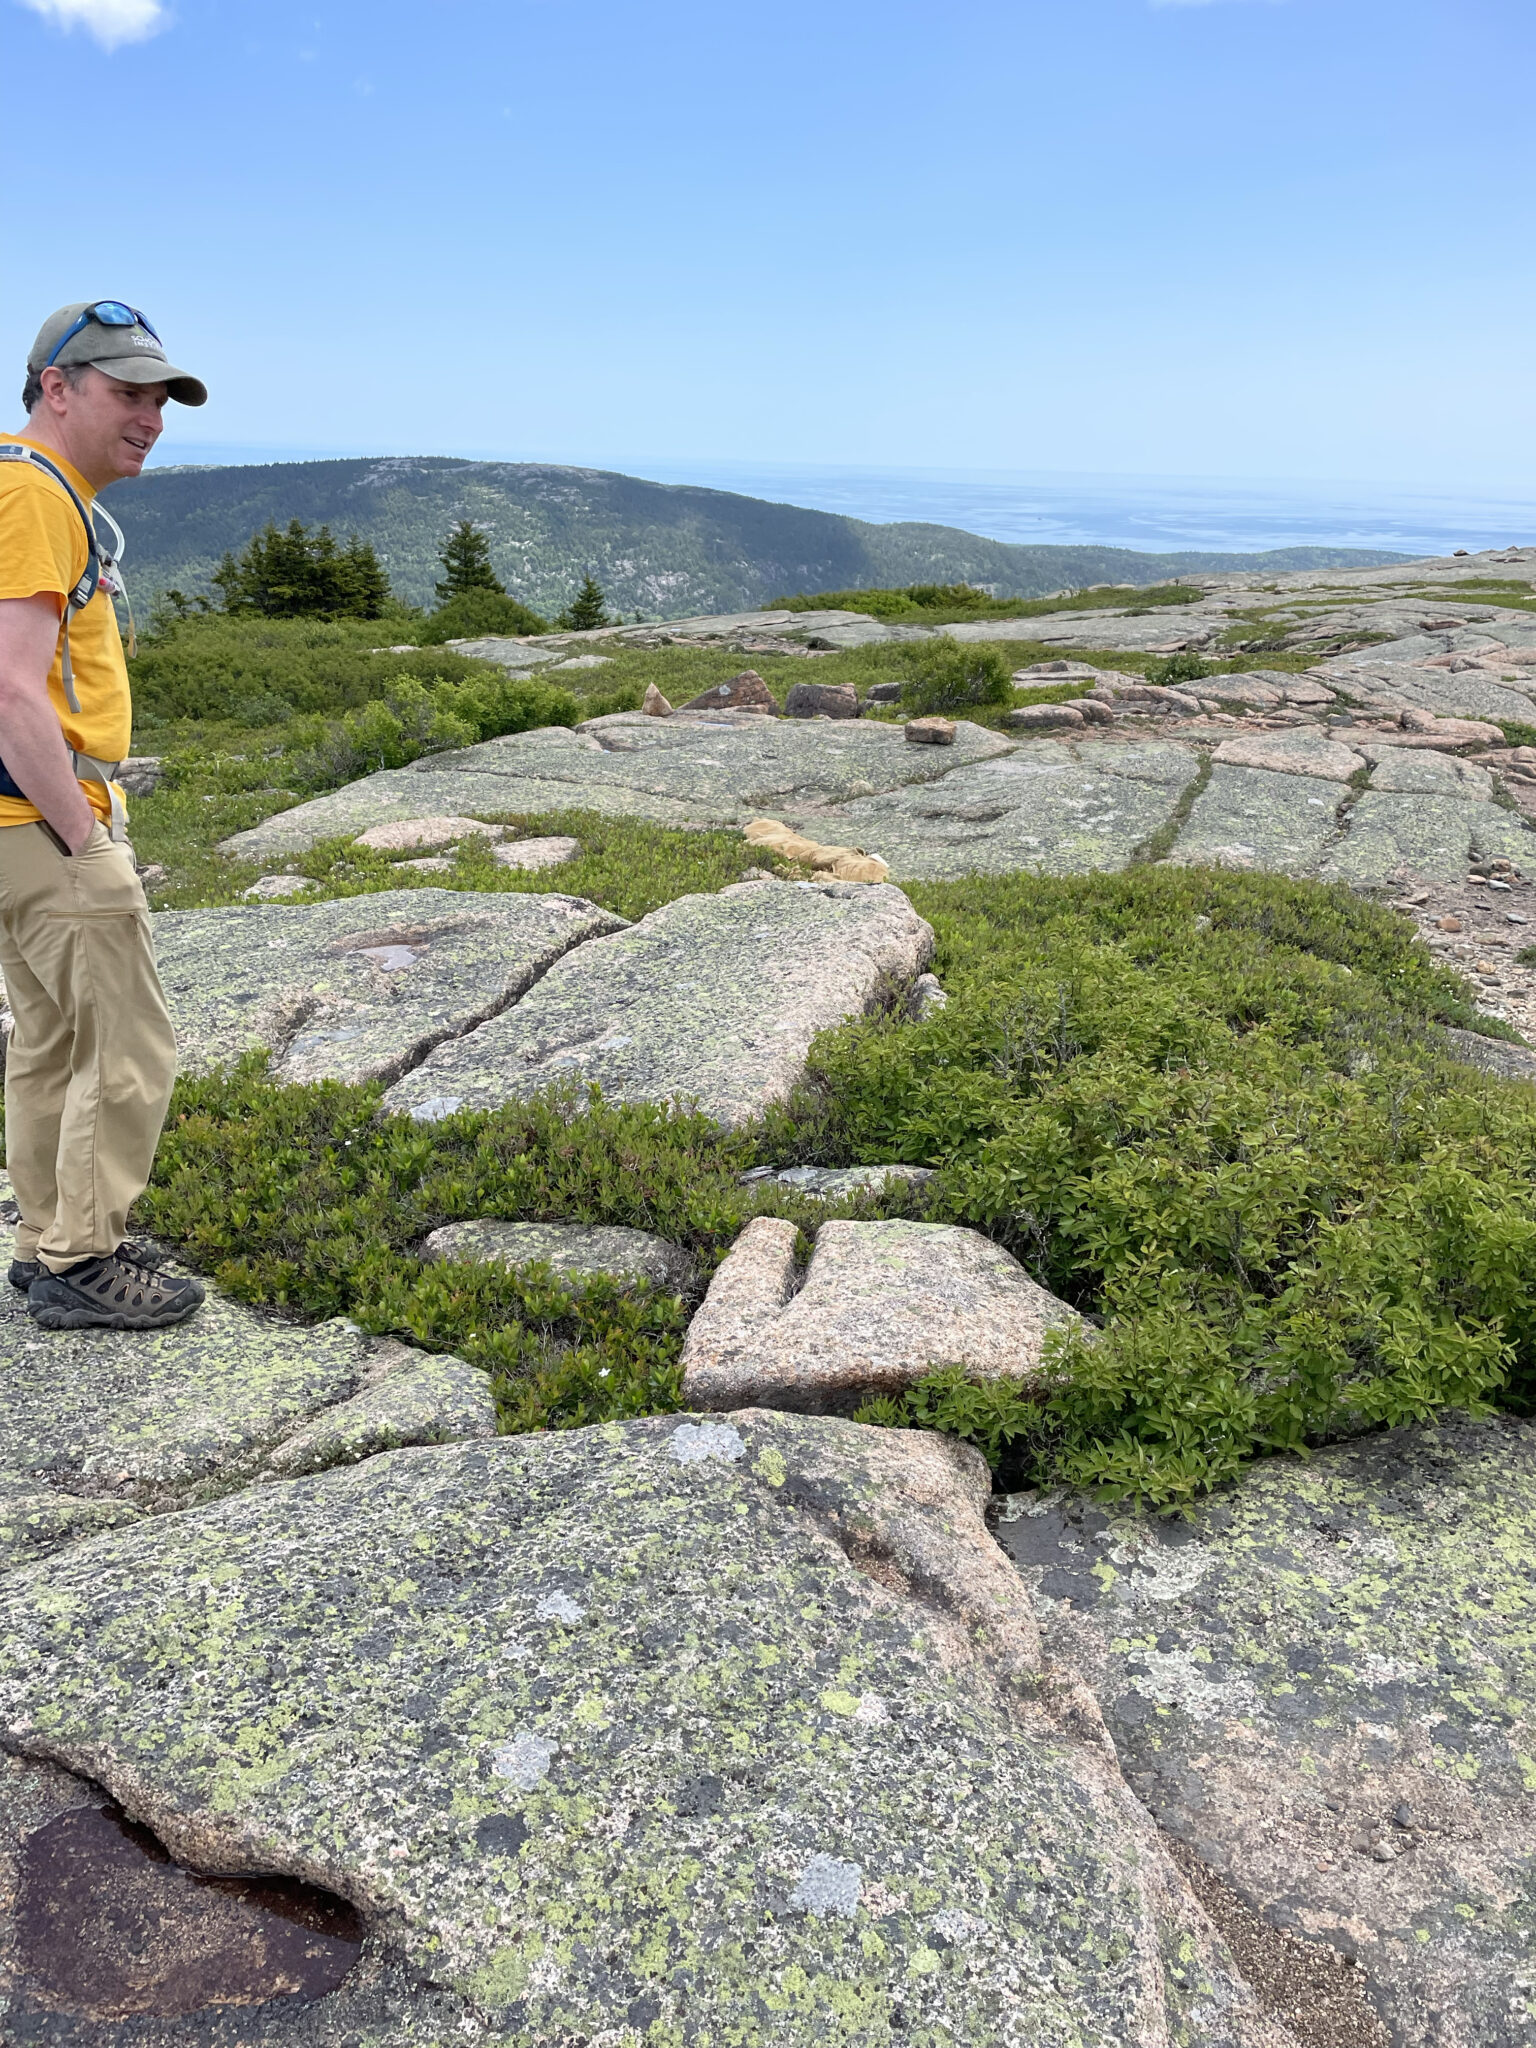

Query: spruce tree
211;520;390;620
435;520;505;602
557;574;609;632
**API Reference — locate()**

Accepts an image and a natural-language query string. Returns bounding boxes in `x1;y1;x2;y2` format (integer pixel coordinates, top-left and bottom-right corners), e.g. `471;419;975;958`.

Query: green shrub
1147;651;1213;687
419;590;550;643
129;614;490;724
783;865;1535;1505
898;640;1014;716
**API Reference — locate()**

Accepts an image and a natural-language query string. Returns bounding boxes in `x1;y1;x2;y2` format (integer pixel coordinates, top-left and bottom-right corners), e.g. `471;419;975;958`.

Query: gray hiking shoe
8;1257;41;1293
28;1245;206;1331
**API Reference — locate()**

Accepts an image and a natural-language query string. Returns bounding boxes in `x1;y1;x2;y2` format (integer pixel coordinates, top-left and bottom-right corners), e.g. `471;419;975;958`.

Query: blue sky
3;0;1532;491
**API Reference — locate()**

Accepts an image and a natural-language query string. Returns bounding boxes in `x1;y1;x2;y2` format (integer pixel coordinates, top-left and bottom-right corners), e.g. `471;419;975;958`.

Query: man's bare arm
0;594;98;853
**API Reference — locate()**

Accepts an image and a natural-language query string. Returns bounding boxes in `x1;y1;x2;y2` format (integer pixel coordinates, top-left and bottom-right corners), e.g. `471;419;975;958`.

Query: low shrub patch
50;857;1534;1510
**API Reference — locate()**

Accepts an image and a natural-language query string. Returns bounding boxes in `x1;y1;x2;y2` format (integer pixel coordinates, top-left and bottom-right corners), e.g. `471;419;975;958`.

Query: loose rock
905;716;956;745
353;815;505;853
680;670;778;714
243;874;314;900
680;1216;1083;1412
785;680;860;720
489;835;580;871
422;1219;697;1294
640;682;672;716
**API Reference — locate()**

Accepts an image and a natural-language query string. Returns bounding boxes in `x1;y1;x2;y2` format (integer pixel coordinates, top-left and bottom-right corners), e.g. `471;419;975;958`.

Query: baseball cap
28;301;208;407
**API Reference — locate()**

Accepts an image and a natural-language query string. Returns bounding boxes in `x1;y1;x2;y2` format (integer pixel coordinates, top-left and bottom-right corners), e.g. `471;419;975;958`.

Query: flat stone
680;670;778;714
997;1412;1536;2048
548;654;613;670
1212;732;1365;782
353;815;506;852
489;835;581;871
382;879;933;1127
784;680;859;719
154;888;625;1087
219;719;1013;860
904;717;956;744
680;1216;1083;1412
946;612;1225;651
440;634;560;670
1007;704;1085;730
802;742;1198;881
764;1164;935;1199
1173;765;1344;875
243;874;315;900
0;1413;1287;2045
0;1238;491;1564
422;1219;697;1293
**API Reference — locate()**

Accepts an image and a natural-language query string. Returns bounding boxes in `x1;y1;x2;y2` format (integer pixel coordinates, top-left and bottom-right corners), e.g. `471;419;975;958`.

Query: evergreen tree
556;573;610;632
435;520;505;602
211;520;390;620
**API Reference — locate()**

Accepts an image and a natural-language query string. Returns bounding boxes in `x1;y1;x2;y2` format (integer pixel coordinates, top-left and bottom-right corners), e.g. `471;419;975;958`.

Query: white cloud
17;0;169;49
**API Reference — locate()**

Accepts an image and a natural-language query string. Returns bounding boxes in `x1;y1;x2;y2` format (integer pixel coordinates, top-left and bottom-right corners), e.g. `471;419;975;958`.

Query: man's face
44;366;168;484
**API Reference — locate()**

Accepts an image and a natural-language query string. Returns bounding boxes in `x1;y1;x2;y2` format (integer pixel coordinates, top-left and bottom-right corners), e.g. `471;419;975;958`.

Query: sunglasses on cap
45;301;162;368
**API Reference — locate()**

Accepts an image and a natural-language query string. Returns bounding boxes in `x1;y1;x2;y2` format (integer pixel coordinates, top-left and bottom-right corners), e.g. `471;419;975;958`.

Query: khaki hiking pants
0;822;176;1272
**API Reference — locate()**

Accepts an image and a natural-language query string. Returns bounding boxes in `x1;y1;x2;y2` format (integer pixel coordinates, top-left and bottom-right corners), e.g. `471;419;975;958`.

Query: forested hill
106;456;1409;618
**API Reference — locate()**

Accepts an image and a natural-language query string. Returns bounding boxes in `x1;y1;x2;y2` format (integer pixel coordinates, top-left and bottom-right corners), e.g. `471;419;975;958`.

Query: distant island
108;456;1412;621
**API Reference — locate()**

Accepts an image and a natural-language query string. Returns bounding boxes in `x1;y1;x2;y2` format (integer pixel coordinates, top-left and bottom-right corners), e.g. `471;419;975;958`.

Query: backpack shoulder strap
0;445;103;712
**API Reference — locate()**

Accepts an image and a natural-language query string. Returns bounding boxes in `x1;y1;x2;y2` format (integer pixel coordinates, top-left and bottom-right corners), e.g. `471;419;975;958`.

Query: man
0;302;207;1329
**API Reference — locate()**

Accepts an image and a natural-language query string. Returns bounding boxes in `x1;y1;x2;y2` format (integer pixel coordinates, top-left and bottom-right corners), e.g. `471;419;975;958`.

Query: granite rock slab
154;888;625;1087
1172;765;1346;876
1321;793;1531;887
788;741;1199;881
0;1245;493;1565
1211;732;1365;783
422;1218;697;1294
681;1216;1083;1413
220;720;1013;860
997;1413;1536;2048
382;879;933;1127
1442;1026;1536;1083
0;1413;1293;2047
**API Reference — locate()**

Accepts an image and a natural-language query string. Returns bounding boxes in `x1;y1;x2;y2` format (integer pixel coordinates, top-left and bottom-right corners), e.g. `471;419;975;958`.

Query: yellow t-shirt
0;433;131;828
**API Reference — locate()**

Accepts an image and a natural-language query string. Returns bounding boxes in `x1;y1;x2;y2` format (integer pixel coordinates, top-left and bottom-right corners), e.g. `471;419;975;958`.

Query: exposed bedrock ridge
381;878;934;1128
0;1413;1297;2046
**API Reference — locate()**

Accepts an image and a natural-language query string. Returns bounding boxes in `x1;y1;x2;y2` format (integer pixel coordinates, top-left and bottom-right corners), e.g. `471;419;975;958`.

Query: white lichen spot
790;1852;863;1919
490;1732;555;1789
669;1422;746;1465
1122;1649;1258;1723
536;1592;585;1624
931;1907;985;1946
854;1692;890;1726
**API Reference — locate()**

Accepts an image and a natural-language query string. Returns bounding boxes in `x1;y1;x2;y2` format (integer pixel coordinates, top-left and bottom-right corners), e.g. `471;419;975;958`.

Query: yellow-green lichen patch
0;1413;1277;2046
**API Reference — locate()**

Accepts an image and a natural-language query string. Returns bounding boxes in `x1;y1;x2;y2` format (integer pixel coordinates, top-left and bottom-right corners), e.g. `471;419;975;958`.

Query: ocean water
625;460;1536;562
153;444;1536;561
